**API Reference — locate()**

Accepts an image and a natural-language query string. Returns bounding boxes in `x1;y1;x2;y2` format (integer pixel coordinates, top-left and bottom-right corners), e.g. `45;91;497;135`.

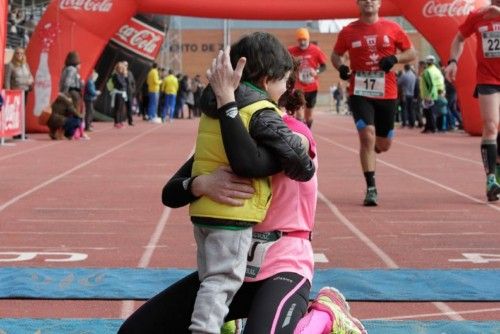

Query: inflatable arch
25;0;488;135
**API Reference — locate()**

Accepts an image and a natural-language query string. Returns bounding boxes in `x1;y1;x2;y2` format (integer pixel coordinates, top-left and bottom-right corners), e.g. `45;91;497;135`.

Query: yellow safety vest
190;100;282;223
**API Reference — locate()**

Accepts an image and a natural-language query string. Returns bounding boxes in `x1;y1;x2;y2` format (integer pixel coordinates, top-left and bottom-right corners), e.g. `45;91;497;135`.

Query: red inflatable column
394;0;489;136
25;0;137;133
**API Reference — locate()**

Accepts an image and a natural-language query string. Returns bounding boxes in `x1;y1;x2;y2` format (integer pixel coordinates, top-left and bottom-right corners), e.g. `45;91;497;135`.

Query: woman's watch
182;176;196;194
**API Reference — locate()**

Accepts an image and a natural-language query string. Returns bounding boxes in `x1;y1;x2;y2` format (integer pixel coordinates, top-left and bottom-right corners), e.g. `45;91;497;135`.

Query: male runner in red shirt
289;28;327;128
445;2;500;202
331;0;416;206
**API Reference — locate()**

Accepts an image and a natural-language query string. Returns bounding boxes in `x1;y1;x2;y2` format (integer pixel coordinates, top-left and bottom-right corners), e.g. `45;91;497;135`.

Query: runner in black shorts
331;0;416;206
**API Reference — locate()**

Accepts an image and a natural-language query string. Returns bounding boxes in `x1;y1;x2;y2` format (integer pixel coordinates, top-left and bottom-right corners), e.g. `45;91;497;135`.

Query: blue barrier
0;267;499;301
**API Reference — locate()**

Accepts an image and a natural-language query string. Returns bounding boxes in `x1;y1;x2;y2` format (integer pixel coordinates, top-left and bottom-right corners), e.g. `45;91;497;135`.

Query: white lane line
0;231;115;235
317;192;398;269
402;232;499;236
0;246;118;250
423;247;500;251
120;148;194;319
386;220;495;224
318;191;464;320
0;142;58;162
0;128;111;162
316;134;500;213
368;306;500;321
320;123;481;165
396;141;481;165
0;125;161;214
18;219;125;223
120;207;172;319
34;207;133;211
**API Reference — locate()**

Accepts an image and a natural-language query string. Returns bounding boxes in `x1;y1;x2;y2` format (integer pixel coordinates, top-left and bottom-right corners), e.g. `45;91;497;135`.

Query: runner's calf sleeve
364;171;376;188
497;133;500;156
481;139;497;175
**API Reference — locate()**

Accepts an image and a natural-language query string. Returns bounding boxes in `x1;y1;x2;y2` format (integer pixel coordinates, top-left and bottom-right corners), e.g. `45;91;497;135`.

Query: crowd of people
142;64;205;124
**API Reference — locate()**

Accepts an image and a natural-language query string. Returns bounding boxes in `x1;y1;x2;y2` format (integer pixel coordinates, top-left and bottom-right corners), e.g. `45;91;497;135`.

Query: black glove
338;65;351;80
378;55;398;73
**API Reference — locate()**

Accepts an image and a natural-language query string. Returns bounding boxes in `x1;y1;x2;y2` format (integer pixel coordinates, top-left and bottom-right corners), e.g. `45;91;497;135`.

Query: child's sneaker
363;187;378;207
309;287;367;334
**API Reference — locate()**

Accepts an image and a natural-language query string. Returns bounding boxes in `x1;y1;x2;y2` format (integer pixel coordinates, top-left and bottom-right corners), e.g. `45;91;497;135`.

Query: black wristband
218;101;238;119
447;59;457;65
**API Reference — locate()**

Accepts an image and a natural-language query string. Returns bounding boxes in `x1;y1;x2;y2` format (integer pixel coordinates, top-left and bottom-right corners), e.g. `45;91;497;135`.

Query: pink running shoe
309;287;367;334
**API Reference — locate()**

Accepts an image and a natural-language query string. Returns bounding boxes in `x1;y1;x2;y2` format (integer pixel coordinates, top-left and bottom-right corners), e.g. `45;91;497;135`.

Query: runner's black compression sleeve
162;156;198;208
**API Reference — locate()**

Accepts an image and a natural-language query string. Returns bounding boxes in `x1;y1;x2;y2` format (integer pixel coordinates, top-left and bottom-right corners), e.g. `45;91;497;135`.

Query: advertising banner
111;17;164;61
0;90;24;142
395;0;489;135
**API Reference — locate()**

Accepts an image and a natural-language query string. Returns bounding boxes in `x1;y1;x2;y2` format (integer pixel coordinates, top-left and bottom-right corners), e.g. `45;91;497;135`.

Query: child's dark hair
437;89;444;95
278;59;306;116
230;32;293;85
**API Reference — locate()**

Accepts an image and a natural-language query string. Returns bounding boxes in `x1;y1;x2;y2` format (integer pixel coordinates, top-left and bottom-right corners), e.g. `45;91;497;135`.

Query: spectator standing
288;27;327;128
332;83;344;114
110;62;128;128
146;63;161;123
83;70;100;132
192;74;205;117
59;51;82;94
4;47;33;139
123;61;136;126
420;55;445;133
160;69;178;122
397;64;417;128
4;47;33;102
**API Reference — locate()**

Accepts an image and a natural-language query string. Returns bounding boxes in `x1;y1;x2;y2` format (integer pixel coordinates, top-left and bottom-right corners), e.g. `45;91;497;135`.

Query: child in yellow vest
188;32;315;334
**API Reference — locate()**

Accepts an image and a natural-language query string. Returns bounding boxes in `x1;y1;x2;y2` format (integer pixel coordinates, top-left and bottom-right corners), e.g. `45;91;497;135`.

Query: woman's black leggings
118;271;310;334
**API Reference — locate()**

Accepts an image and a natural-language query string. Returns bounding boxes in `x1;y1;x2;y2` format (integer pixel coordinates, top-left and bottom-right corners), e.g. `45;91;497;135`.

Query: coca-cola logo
59;0;113;12
117;26;161;54
422;0;475;18
112;18;164;60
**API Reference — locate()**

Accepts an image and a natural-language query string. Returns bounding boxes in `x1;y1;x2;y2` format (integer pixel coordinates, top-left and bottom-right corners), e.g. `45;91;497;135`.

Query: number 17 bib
354;71;385;97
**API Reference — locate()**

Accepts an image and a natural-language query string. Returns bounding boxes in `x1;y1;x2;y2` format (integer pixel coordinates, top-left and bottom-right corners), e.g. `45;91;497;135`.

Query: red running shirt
459;9;500;85
334;18;412;99
288;43;327;93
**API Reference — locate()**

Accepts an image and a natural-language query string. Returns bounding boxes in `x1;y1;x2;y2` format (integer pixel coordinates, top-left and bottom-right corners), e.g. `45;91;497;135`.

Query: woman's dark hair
64;51;80;67
230;32;293;85
278;59;306;116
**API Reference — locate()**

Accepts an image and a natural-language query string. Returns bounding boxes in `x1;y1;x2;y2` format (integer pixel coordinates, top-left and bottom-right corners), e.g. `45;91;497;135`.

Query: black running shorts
303;91;318;109
348;95;397;138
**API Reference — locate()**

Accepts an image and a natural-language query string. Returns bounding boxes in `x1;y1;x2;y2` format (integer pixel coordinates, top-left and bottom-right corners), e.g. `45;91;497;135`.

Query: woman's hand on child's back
207;46;246;107
192;166;254;206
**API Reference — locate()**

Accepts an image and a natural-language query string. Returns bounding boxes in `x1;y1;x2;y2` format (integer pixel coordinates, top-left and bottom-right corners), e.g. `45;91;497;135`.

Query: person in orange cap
288;27;327;128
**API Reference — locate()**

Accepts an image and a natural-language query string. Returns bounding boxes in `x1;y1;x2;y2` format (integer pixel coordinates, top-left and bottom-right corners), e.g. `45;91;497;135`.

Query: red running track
0;110;498;321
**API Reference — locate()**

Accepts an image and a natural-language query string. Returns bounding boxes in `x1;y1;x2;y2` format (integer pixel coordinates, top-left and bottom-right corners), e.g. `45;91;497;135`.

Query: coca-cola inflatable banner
394;0;489;135
0;0;7;89
26;0;485;135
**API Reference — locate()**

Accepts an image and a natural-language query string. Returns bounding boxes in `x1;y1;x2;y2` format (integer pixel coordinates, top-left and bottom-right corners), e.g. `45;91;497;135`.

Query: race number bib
245;231;279;278
354;71;385;97
298;67;316;84
482;31;500;58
